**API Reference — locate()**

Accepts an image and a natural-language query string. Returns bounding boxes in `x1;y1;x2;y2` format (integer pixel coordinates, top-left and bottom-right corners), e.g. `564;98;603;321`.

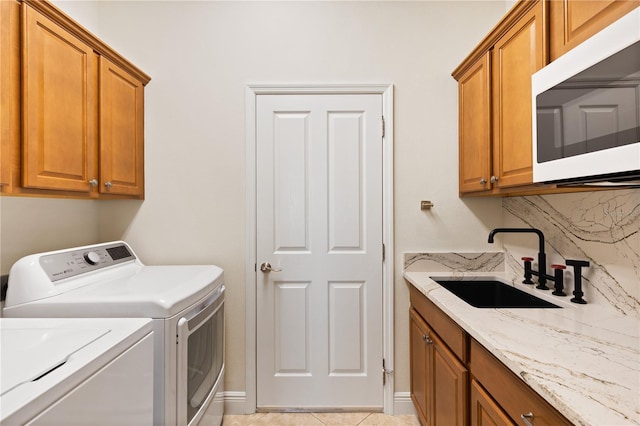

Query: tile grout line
356;412;372;425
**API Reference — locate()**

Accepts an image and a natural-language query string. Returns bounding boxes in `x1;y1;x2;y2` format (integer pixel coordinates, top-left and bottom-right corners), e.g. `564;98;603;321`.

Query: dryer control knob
84;251;101;265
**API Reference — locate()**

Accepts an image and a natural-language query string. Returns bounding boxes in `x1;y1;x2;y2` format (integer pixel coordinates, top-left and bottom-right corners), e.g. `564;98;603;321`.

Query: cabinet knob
490;175;499;184
89;179;98;187
104;181;113;189
520;412;534;426
422;334;433;345
479;178;487;185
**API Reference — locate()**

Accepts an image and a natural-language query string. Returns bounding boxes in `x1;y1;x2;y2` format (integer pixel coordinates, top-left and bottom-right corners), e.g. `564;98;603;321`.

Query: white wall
0;198;100;273
2;0;508;405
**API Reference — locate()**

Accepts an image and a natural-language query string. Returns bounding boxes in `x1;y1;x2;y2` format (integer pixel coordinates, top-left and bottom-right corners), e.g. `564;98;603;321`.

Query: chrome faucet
488;228;549;289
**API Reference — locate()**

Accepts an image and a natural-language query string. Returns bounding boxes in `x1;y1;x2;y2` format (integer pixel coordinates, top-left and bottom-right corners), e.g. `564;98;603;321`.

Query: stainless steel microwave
532;7;640;186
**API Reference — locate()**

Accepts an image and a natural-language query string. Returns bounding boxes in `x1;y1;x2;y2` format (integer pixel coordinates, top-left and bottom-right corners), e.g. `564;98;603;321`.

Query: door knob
260;262;282;273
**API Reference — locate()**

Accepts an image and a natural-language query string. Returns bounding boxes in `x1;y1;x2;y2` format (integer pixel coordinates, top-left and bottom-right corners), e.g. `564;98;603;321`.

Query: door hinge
381;115;385;139
382;358;393;386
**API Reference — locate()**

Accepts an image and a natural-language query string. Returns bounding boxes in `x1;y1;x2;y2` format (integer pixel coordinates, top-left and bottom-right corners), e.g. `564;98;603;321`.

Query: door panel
329;281;365;374
275;282;310;374
256;94;383;409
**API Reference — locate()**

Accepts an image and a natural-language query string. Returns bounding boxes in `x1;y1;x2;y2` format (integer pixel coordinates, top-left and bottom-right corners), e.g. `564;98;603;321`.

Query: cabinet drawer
470;339;572;426
409;285;468;362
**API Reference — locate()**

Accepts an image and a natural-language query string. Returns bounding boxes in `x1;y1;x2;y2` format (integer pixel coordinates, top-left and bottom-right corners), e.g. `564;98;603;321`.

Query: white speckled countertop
404;270;640;426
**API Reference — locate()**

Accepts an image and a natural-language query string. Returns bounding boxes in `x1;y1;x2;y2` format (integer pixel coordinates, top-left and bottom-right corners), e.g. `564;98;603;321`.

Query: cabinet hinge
381;116;385;139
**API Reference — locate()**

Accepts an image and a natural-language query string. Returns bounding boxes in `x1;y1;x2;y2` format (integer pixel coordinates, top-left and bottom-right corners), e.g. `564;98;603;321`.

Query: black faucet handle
551;264;567;296
566;259;589;304
566;259;590;268
521;257;534;284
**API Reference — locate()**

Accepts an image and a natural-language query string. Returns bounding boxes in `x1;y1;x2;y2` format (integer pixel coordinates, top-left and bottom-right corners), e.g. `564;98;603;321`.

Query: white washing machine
3;241;225;426
1;317;154;425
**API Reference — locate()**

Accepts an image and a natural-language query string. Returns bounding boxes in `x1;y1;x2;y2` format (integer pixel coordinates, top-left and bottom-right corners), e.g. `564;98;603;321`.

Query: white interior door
256;93;383;410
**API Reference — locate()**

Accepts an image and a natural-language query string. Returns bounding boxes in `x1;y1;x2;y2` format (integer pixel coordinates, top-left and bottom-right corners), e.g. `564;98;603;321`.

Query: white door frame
245;84;394;414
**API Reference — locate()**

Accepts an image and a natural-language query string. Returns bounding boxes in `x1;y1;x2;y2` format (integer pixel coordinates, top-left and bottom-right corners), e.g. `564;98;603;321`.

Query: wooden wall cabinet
491;1;546;189
453;0;639;197
457;53;491;194
550;0;640;61
22;4;99;193
0;0;20;190
409;285;571;426
453;1;546;196
1;0;150;199
410;287;468;426
100;57;145;197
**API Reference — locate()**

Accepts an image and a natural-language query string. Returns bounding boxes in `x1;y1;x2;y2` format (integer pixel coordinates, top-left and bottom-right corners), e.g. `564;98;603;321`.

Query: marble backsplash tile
404;252;504;273
503;189;639;317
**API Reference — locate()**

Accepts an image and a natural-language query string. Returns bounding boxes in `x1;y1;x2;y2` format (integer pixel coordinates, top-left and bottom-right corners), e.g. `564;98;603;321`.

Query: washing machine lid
5;265;224;318
0;317;153;424
1;328;108;395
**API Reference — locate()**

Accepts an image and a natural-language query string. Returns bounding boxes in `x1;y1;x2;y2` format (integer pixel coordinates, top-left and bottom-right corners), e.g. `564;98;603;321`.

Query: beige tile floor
222;412;420;426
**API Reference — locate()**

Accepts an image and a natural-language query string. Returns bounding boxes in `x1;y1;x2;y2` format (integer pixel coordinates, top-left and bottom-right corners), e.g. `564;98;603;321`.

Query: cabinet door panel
458;53;491;193
0;0;20;189
410;309;431;426
100;57;144;197
433;332;468;426
470;379;514;426
550;0;640;61
22;5;98;192
491;1;545;188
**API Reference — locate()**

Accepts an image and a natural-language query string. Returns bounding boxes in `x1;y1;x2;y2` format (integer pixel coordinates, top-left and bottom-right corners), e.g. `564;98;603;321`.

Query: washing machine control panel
39;243;137;282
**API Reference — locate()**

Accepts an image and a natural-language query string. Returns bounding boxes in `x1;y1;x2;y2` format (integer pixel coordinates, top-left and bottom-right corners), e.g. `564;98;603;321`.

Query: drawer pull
521;412;534;426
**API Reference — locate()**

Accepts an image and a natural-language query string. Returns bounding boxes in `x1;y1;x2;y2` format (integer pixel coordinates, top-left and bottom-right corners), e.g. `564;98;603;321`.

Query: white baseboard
222;391;416;416
393;392;417;415
223;391;248;415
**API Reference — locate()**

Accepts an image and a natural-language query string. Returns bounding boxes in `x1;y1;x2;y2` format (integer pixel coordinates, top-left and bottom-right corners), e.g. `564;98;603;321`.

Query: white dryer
3;241;225;426
1;317;154;425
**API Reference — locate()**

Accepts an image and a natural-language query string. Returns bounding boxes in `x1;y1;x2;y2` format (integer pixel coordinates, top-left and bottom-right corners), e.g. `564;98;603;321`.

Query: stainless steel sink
431;278;561;308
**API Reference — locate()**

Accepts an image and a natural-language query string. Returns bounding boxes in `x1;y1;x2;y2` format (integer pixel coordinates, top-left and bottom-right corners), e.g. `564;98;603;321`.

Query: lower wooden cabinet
432;331;468;426
410;309;430;424
469;339;572;426
410;287;468;426
470;379;514;426
409;285;572;426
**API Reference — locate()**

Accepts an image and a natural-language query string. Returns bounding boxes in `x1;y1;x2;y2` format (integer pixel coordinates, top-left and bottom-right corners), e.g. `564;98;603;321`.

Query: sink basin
431;278;561;308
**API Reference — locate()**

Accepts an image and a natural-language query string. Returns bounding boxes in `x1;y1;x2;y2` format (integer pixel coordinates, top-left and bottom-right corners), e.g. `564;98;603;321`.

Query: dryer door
176;285;225;426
